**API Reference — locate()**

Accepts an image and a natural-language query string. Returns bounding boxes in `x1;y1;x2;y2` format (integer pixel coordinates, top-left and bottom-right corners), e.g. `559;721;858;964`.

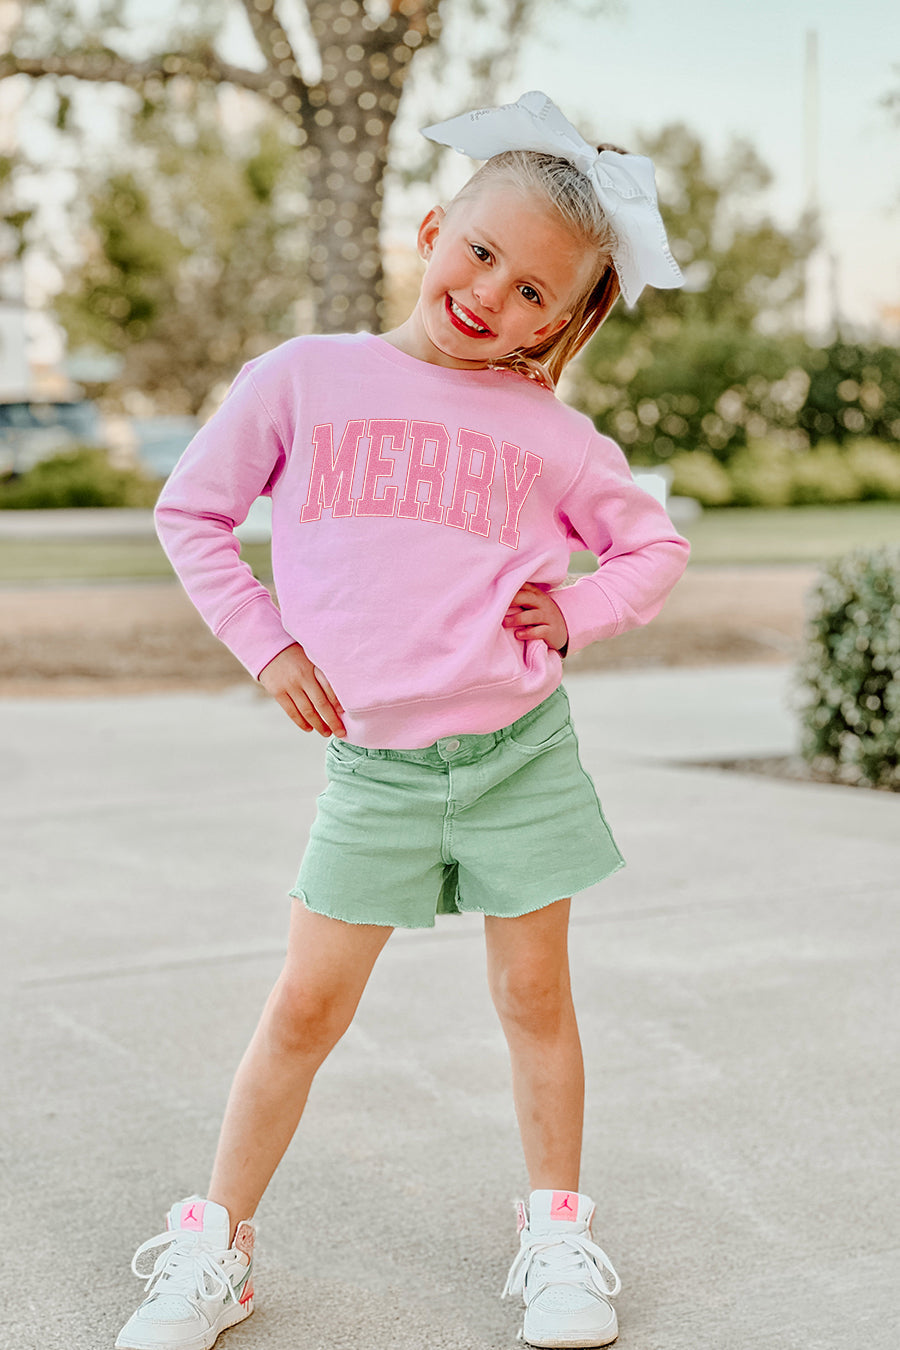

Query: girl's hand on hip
502;583;569;651
258;643;346;737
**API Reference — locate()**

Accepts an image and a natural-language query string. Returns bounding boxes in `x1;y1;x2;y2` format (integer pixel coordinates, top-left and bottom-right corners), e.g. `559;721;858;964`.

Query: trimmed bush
790;445;860;505
0;447;161;509
797;546;900;790
728;439;794;507
670;437;900;508
845;440;900;501
668;450;733;506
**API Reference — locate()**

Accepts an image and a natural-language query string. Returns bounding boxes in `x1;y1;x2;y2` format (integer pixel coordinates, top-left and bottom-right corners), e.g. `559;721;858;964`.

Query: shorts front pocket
507;689;574;752
326;737;367;773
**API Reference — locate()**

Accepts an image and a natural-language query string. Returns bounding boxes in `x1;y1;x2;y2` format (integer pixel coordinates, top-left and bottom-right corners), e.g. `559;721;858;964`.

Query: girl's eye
471;244;491;261
519;285;542;305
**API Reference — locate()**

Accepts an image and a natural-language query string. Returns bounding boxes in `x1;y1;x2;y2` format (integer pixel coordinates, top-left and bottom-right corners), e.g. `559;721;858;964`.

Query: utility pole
803;28;820;340
829;250;842;341
803;29;841;341
803;29;818;217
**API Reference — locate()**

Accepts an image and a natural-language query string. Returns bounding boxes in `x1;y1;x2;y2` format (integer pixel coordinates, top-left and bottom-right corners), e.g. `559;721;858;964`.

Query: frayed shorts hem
289;887;436;930
290;856;625;931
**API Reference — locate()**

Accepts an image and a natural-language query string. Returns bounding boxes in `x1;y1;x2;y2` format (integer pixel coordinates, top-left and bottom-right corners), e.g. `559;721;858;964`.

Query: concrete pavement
0;502;274;543
1;665;897;1350
0;507;158;539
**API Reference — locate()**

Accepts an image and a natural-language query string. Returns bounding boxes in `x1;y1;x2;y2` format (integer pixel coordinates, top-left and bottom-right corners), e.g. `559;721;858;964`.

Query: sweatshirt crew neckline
362;332;531;388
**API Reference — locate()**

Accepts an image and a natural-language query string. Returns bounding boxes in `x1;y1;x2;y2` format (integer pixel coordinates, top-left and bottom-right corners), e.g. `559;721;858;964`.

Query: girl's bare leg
484;898;583;1191
208;902;392;1234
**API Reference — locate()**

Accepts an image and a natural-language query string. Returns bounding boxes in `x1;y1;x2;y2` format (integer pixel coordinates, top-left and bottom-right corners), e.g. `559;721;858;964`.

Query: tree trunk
300;0;438;334
304;85;393;334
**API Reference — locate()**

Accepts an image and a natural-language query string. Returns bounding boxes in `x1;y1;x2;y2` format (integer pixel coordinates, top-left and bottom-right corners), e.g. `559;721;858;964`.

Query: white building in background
0;12;31;400
0;46;76;400
0;278;30;398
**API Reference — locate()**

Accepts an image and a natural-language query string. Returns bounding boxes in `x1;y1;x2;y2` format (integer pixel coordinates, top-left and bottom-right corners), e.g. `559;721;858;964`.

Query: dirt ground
0;564;817;697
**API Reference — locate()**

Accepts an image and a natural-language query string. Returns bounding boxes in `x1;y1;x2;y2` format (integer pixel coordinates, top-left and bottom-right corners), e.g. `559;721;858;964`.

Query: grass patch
0;538;272;583
2;502;899;581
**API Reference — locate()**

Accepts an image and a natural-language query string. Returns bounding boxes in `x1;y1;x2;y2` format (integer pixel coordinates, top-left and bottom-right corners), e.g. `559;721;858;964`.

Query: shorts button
443;738;461;753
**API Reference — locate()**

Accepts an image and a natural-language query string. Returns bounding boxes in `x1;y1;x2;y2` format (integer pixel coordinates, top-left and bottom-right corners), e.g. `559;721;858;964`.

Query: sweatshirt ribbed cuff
215;593;297;679
552;578;621;656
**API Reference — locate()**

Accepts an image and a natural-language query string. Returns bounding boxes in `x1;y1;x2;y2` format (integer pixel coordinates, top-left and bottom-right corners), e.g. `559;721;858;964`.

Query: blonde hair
446;148;626;387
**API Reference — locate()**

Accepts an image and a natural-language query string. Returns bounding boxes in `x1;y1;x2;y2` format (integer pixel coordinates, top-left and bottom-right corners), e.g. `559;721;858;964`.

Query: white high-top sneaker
502;1190;620;1348
116;1197;255;1350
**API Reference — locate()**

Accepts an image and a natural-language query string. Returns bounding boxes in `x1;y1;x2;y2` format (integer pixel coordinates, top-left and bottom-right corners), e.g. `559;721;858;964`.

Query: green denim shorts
290;685;625;929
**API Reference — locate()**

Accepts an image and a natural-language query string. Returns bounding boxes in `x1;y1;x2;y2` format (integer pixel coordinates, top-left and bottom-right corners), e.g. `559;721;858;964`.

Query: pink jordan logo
550;1191;578;1222
181;1201;206;1232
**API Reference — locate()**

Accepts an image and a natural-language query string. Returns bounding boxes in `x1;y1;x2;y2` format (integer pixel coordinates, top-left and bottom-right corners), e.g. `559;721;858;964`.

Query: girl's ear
417;206;445;262
533;312;572;341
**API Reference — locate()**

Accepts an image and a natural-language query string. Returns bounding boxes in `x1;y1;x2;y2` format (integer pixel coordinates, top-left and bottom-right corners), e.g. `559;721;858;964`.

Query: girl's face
401;184;594;371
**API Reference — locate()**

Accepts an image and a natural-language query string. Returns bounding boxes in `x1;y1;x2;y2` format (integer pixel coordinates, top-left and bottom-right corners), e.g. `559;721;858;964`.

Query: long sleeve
551;429;690;655
154;362;296;678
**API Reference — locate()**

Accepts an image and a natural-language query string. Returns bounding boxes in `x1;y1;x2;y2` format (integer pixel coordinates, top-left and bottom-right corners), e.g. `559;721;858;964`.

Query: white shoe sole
115;1294;253;1350
522;1334;617;1349
521;1307;618;1349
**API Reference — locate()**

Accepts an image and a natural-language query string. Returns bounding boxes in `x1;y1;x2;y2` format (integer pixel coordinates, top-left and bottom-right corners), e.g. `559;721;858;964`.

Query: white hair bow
421;91;684;309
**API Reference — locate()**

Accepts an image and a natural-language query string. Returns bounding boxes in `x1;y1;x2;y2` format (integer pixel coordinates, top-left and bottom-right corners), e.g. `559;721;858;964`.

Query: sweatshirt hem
339;672;563;749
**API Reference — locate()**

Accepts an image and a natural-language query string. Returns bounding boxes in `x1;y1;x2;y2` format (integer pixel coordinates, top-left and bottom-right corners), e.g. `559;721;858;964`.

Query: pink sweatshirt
155;332;689;747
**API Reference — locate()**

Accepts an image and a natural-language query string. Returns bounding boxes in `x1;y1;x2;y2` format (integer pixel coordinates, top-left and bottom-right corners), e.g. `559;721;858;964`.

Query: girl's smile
384;185;595;371
445;294;497;338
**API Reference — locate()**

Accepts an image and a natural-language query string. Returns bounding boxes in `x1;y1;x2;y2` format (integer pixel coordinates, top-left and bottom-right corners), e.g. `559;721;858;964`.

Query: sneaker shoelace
502;1229;622;1303
131;1230;239;1306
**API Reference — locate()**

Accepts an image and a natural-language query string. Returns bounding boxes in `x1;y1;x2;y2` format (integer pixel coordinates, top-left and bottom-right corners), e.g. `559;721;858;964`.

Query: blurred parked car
130;416;200;479
129;414;271;539
0;399;107;475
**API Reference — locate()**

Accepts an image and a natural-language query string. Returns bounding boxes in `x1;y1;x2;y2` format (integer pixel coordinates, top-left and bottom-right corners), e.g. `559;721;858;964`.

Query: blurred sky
7;0;900;345
503;0;900;335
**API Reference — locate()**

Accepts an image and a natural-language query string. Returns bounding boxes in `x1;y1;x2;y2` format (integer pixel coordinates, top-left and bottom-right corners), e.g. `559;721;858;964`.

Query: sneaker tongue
166;1197;231;1249
528;1189;594;1232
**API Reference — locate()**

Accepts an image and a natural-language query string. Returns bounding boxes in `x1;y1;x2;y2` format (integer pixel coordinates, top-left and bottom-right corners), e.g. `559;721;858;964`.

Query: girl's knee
490;963;573;1038
265;974;353;1060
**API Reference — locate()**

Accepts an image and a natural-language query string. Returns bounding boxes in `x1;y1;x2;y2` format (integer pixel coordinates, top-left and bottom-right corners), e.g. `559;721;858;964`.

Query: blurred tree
0;153;33;282
882;66;900;127
570;124;819;462
54;84;309;413
608;123;816;333
798;340;900;447
572;320;812;464
0;0;594;337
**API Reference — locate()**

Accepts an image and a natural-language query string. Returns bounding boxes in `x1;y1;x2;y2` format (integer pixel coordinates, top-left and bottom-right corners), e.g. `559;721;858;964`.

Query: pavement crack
19;940;287;988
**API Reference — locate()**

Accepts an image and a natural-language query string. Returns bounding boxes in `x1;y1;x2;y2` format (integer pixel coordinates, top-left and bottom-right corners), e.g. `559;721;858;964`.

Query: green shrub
0;447;161;509
845;439;900;501
668;450;733;506
798;341;900;446
674;435;900;508
790;444;861;505
797;546;900;790
729;439;794;507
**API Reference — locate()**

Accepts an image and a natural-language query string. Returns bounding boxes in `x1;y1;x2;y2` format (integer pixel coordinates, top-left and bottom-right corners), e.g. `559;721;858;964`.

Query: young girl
116;91;689;1350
